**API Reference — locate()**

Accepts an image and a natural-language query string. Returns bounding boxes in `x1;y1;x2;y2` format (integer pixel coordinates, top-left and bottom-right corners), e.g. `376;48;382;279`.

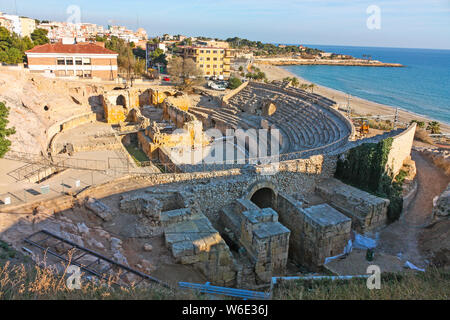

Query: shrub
228;77;242;90
0;101;16;158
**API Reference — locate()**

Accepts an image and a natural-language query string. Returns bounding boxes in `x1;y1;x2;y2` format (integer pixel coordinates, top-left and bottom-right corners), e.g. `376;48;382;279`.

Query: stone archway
245;180;278;210
116;94;126;108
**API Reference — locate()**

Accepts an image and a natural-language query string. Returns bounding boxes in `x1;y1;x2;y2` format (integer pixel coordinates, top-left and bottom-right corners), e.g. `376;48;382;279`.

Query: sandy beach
256;64;450;134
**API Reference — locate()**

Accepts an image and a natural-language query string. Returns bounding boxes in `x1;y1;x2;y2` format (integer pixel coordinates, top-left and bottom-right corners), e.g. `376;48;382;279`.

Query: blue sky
1;0;449;49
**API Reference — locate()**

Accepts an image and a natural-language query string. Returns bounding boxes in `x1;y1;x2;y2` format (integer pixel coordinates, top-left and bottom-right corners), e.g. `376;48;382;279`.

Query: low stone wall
163;102;197;128
48;112;98;154
316;178;390;233
276;193;351;270
164;212;237;286
222;80;250;106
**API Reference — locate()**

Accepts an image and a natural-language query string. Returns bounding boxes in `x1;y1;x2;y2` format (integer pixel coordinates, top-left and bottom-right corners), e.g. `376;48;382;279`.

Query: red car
162;77;170;82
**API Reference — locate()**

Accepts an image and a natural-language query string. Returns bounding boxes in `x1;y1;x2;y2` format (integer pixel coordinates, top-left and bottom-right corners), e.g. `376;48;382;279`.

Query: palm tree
300;83;309;91
309;83;316;93
426;121;441;134
291;77;299;87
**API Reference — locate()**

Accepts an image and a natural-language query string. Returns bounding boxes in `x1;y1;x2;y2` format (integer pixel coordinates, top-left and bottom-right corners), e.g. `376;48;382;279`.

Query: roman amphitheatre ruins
0;65;448;292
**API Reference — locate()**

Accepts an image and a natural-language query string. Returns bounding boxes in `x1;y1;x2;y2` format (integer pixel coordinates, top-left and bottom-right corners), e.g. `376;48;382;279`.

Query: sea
282;45;450;125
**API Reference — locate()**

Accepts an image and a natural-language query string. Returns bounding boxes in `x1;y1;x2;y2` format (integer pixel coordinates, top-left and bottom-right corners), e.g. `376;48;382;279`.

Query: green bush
0;101;16;158
228;77;242;90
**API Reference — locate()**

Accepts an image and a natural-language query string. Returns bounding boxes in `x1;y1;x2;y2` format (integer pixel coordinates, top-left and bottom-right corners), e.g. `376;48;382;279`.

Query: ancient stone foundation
316;178;390;232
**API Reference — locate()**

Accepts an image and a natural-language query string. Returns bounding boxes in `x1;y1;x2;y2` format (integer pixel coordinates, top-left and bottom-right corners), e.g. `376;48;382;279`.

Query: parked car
162;77;171;82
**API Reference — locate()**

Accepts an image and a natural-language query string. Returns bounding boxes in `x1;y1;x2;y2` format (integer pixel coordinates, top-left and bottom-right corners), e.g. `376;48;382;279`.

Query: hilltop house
25;42;118;80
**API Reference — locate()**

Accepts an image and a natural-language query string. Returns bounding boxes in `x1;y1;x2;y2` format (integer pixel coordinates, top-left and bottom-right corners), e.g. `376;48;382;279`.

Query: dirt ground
326;149;450;275
377;150;450;268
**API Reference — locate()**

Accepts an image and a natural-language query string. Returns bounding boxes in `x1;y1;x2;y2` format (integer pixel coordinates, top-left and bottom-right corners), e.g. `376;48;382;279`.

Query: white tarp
404;261;425;272
353;233;377;249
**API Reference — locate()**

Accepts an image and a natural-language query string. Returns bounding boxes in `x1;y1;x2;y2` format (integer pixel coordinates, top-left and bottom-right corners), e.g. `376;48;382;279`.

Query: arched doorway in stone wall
245;180;278;210
116;95;126;108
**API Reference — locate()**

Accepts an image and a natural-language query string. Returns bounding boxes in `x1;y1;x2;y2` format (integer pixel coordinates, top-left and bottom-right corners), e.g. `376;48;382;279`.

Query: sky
1;0;449;49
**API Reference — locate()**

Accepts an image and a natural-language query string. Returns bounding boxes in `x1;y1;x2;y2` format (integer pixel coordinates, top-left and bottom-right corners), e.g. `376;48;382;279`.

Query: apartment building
0;13;36;37
25;42;118;80
182;46;233;79
0;16;13;33
19;17;36;37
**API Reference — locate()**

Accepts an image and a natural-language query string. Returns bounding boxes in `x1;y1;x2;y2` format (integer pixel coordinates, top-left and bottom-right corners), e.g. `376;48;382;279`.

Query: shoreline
255;58;403;68
255;63;450;134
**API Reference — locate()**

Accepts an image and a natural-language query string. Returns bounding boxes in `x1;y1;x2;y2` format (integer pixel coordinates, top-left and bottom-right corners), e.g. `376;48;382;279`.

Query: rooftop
25;43;118;55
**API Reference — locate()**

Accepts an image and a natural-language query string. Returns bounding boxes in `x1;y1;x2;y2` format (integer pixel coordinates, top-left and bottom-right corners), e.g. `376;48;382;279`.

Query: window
66;58;73;65
82;58;91;65
75;58;82;65
199;57;204;61
83;71;92;78
76;70;83;77
213;50;217;54
199;64;204;68
66;70;74;76
206;65;210;68
57;58;65;65
206;50;210;54
213;57;217;61
213;65;217;68
206;57;210;61
206;71;210;75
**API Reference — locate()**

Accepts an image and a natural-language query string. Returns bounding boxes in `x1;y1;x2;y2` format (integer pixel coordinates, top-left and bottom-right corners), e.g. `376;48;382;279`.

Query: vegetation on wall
0;101;16;158
334;138;404;222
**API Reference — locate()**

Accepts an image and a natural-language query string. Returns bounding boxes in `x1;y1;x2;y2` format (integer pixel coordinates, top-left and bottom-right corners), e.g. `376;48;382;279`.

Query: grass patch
273;268;450;300
125;144;149;165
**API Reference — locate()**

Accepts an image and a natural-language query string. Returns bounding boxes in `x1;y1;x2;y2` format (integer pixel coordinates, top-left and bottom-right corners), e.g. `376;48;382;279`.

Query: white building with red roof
25;42;118;80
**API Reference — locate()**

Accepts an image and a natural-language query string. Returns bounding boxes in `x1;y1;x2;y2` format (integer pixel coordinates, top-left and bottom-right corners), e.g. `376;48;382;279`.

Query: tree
410;120;425;129
0;101;16;158
426;121;441;134
30;28;49;46
167;56;204;91
0;27;35;64
308;83;316;93
148;48;167;65
291;77;299;87
228;77;242;90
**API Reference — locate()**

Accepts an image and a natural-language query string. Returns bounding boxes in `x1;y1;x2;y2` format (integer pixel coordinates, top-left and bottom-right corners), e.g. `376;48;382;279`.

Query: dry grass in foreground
273;269;450;300
1;261;449;300
0;261;201;300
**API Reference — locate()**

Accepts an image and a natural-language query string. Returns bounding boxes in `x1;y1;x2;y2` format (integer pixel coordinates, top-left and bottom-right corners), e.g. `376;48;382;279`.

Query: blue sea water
282;45;450;125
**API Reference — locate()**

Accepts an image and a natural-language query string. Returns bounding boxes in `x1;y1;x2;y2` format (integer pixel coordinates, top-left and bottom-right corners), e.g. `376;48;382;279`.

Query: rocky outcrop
433;183;450;219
